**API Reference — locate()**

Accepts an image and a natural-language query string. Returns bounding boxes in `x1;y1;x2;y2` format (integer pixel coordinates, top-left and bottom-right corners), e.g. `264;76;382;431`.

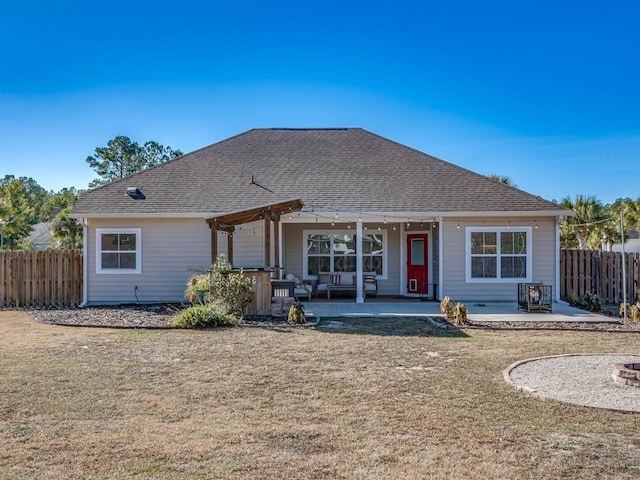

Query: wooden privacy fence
560;249;640;305
0;250;83;307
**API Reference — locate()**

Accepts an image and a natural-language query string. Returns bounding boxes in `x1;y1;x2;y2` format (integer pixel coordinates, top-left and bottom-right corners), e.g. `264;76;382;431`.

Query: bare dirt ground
2;310;640;479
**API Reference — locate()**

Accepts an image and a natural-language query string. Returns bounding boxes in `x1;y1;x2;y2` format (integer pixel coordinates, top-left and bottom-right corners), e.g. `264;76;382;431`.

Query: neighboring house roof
28;222;55;250
72;128;570;217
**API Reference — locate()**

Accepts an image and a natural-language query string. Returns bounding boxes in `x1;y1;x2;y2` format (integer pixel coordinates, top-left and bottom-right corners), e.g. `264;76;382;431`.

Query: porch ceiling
205;198;304;230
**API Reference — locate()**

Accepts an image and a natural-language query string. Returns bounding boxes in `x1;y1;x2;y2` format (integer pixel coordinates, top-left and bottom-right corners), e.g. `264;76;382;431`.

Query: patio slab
304;300;615;323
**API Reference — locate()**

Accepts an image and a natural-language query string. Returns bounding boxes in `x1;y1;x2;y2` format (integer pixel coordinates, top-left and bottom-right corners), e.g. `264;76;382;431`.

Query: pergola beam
206;198;303;268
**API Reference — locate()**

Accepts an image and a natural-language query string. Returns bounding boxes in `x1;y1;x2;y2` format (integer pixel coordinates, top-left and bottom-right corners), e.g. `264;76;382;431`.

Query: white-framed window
465;227;532;282
303;230;387;278
96;228;141;274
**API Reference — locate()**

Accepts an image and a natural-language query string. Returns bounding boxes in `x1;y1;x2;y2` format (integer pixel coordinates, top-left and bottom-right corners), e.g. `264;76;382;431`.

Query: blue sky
1;0;638;204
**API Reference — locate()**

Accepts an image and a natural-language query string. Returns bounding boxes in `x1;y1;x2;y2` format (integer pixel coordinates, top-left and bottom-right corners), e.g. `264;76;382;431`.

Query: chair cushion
364;274;377;284
318;272;331;285
330;273;341;285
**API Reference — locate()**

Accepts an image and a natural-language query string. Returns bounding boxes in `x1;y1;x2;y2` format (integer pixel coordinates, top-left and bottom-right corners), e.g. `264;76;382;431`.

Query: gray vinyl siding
87;218;209;304
282;223;402;296
232;220;267;268
440;217;557;302
86;218;265;304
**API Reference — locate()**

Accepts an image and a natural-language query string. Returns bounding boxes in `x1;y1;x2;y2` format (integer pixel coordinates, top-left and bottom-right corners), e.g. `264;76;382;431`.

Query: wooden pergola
205;198;304;276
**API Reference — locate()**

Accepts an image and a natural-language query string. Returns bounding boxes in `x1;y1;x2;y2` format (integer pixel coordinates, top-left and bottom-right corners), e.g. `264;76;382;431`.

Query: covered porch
206;202;443;316
301;298;607;322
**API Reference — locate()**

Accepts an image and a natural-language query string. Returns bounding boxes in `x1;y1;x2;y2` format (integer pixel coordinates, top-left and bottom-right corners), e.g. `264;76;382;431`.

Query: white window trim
465;226;532;283
96;228;142;274
302;229;388;280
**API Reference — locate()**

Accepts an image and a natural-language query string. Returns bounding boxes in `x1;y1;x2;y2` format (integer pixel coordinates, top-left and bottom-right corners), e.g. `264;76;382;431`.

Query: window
466;227;531;282
304;231;386;277
96;228;141;274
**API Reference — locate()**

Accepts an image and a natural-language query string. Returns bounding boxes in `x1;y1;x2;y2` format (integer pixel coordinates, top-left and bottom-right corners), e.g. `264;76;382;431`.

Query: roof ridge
256;127;358;131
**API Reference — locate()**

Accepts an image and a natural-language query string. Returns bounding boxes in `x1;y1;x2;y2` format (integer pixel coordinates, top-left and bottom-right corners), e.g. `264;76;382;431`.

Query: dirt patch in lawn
0;310;114;352
2;311;640;479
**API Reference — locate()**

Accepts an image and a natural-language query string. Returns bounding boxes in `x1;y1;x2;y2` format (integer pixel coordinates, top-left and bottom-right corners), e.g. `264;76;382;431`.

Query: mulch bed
27;304;317;329
22;304;640;331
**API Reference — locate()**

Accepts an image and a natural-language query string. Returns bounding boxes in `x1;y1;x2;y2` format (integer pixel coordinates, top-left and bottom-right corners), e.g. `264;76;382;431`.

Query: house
27;222;56;250
71;128;572;309
611;228;640;253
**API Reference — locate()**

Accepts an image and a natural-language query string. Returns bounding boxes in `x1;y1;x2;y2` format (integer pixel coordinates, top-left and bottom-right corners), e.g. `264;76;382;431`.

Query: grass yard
1;311;640;479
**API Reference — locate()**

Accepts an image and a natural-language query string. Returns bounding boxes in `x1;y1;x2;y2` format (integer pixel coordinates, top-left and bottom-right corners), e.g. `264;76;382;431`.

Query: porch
300;297;610;323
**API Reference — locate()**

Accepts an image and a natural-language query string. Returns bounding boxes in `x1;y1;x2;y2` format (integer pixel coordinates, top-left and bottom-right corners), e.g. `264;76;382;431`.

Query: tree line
0;136;181;250
0;151;632;251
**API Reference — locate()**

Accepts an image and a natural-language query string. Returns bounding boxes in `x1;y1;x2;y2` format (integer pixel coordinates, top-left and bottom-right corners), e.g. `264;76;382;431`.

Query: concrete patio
303;298;615;323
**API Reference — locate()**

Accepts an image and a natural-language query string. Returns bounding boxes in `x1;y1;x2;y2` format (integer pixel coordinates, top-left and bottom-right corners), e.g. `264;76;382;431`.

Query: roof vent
126;187;145;199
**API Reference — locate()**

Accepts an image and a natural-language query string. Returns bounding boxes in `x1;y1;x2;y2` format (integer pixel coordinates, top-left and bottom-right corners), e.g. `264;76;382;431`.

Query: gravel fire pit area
505;354;640;413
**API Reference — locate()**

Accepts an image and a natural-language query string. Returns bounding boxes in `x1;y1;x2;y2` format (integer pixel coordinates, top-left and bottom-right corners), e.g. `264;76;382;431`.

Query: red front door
407;234;428;294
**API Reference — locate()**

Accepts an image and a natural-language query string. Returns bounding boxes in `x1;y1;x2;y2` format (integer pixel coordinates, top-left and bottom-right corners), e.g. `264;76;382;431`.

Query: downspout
555;215;566;304
80;218;88;307
438;218;444;300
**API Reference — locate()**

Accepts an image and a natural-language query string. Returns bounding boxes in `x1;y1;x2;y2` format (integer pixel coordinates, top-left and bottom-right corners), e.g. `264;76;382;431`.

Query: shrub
453;303;468;326
172;302;238;329
181;255;256;321
440;296;454;320
185;273;211;305
620;302;640;322
286;301;306;324
581;292;601;312
209;255;255;319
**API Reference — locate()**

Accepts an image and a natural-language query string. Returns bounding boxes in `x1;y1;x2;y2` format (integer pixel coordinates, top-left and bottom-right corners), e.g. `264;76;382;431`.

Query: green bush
185;273;211;305
209;255;255;319
181;255;256;322
172;302;238;329
581;292;601;312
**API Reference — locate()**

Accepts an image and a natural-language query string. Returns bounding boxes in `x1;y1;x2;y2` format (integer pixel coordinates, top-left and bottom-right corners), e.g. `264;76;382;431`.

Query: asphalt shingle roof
72;128;568;216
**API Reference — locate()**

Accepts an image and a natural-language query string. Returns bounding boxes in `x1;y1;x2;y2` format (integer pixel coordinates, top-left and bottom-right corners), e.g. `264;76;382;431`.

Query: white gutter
71;209;576;221
299;210;574;219
69;212;221;219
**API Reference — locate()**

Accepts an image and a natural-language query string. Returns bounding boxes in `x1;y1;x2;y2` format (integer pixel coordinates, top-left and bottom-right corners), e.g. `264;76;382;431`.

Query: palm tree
560;195;606;250
486;174;517;187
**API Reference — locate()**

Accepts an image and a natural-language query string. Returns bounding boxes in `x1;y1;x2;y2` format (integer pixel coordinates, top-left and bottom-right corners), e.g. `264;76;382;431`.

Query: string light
457;220;460;229
383;216;387;224
534;220;538;229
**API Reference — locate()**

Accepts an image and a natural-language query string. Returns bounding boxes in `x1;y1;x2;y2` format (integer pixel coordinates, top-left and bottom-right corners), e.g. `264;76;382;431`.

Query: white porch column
356;220;364;303
278;221;284;279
